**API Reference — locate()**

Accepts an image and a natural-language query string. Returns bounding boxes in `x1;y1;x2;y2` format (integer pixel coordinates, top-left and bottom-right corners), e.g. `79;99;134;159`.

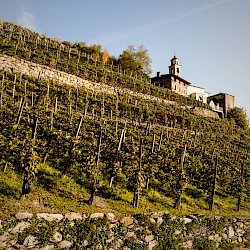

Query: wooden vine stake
50;111;53;130
0;90;2;108
20;118;38;199
75;116;83;138
158;130;163;151
54;97;58;113
89;130;102;205
210;154;218;211
109;128;125;188
237;163;245;212
177;144;187;210
133;138;143;208
146;134;156;190
16;97;25;126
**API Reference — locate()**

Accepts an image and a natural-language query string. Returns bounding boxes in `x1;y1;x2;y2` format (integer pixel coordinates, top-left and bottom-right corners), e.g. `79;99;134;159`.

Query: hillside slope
0;21;250;219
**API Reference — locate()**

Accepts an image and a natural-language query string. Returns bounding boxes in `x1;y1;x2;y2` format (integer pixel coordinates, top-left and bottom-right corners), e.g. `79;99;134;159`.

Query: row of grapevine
1;70;249;212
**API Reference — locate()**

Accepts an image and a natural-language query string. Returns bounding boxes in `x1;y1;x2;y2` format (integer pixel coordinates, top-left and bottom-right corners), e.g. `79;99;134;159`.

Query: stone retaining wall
0;54;219;119
1;212;250;249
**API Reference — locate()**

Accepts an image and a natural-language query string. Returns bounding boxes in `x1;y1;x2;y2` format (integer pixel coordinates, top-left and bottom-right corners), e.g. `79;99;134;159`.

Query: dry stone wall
1;212;250;249
0;54;219;119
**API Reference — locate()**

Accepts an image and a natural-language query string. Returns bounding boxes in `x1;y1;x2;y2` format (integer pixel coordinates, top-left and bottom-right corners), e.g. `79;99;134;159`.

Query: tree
102;49;111;64
227;107;249;130
118;45;152;76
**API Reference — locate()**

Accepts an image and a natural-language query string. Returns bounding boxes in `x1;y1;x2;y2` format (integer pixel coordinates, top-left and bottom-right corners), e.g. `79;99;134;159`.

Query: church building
151;56;210;103
151;56;191;96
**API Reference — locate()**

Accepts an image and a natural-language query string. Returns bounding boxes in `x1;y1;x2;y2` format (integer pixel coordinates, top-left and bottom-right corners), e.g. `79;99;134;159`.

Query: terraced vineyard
0;21;250;217
0;20;211;110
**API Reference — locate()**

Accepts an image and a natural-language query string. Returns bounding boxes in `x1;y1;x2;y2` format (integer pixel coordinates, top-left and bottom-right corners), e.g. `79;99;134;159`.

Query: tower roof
171;55;178;60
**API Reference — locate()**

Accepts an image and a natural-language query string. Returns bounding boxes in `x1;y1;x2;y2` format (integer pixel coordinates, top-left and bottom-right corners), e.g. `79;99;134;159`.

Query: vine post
210;154;218;211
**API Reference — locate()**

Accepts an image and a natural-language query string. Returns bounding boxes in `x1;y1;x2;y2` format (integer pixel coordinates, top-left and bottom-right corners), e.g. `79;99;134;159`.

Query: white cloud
18;10;36;30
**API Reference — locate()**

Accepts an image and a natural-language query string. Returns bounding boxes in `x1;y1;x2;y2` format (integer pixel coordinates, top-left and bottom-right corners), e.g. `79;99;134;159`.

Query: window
177;68;179;73
174;85;176;90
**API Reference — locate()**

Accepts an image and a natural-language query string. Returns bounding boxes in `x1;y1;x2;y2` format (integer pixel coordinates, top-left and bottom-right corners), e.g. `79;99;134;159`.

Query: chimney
157;72;161;78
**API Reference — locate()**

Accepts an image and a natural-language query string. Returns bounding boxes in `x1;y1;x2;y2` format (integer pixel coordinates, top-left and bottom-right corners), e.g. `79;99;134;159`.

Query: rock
59;240;72;249
8;239;17;246
126;232;136;238
229;226;234;238
13;244;26;250
156;217;163;225
149;240;158;250
183;218;192;224
37;213;63;221
114;239;123;248
106;213;115;221
0;242;6;249
170;216;176;221
0;232;10;243
150;218;156;223
23;235;39;248
11;222;30;234
51;232;62;243
187;215;197;220
174;230;181;235
40;245;54;250
208;235;214;240
214;216;222;220
145;235;154;242
223;233;228;239
183;240;193;249
65;212;82;221
121;217;133;227
15;212;33;220
89;213;104;219
82;214;88;220
83;240;88;246
238;237;243;243
150;212;165;218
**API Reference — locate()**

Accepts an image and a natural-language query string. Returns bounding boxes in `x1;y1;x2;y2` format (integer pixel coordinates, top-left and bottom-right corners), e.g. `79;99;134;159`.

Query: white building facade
187;85;210;104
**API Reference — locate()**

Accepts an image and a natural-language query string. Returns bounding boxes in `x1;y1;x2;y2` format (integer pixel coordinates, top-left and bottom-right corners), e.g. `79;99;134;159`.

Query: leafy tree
89;44;103;58
72;41;88;52
102;49;111;64
118;45;152;76
227;107;249;130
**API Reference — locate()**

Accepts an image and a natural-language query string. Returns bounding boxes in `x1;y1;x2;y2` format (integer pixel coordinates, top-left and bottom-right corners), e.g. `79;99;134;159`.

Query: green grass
1;167;250;219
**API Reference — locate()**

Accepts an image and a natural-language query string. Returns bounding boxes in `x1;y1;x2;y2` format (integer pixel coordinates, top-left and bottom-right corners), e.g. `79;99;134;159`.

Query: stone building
152;56;212;104
207;93;235;118
151;56;191;96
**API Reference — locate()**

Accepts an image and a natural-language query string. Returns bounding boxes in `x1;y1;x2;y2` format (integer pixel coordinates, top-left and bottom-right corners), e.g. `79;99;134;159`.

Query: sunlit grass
1;168;250;219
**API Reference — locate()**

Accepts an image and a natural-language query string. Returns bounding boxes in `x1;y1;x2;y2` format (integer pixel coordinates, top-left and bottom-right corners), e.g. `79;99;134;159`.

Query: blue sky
1;0;250;117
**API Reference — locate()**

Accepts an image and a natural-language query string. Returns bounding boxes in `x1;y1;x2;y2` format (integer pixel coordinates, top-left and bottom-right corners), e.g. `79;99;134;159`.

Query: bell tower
169;55;181;77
